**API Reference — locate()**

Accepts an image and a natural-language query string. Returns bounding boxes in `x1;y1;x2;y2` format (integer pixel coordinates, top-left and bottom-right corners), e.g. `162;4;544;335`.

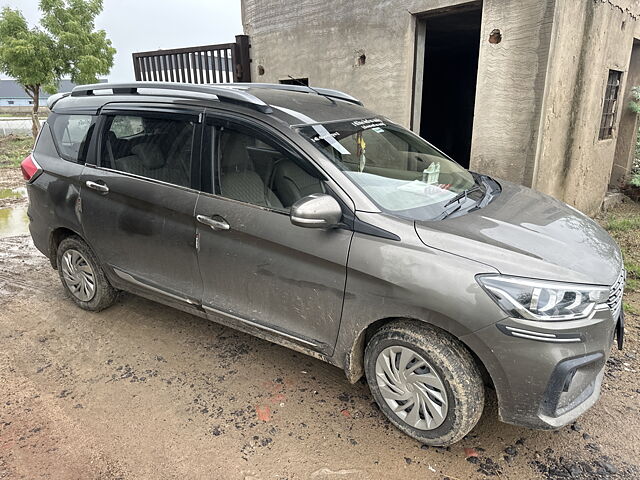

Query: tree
0;0;115;137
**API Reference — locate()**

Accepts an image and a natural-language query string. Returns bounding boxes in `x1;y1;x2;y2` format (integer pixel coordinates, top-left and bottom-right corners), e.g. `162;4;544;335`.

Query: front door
194;116;352;353
81;106;203;304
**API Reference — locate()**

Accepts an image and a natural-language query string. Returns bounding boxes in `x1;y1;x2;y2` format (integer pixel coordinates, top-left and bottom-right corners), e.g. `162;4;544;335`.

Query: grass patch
606;216;640;232
0;135;33;168
626;260;640;280
624;302;638;315
627;277;639;292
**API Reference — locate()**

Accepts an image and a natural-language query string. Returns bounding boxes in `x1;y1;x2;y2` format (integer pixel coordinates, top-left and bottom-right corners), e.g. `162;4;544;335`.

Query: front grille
608;268;625;320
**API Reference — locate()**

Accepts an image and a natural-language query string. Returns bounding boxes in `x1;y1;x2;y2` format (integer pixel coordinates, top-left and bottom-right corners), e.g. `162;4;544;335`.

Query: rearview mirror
290;193;342;229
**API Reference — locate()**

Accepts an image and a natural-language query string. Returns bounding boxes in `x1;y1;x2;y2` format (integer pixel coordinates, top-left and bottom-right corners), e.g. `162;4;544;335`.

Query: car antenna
287;75;336;105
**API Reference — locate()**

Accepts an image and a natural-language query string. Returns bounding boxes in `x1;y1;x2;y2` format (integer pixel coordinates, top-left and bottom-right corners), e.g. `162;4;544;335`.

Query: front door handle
196;214;230;231
85;180;109;193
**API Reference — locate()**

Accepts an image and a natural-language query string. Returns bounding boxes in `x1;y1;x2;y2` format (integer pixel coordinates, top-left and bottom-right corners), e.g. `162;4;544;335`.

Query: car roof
49;82;379;126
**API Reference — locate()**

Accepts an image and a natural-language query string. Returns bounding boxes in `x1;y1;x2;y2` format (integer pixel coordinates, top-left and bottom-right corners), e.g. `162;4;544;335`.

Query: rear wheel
56;236;118;311
364;321;484;446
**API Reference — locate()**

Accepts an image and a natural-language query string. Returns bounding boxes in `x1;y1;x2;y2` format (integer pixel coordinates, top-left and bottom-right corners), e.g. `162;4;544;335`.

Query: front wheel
56;235;118;312
364;321;484;446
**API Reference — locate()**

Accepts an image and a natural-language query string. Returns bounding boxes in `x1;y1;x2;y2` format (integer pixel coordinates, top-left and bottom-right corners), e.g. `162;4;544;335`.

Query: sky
0;0;243;82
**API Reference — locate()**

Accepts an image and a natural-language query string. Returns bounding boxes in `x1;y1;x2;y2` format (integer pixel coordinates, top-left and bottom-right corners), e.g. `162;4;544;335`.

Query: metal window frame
599;69;623;140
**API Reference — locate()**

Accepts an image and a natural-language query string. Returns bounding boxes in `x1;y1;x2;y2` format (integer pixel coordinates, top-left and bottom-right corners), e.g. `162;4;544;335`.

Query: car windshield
297;118;481;221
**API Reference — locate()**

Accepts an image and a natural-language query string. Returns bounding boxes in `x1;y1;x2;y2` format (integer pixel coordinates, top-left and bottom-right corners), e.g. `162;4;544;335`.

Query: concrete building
241;0;640;214
0;79;106;107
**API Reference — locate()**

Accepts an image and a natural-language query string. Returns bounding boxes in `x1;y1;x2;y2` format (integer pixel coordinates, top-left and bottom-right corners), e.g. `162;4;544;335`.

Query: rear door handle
85;180;109;193
196;214;230;231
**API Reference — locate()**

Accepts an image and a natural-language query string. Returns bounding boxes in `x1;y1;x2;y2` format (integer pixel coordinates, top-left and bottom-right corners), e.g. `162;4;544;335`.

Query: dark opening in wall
419;6;482;168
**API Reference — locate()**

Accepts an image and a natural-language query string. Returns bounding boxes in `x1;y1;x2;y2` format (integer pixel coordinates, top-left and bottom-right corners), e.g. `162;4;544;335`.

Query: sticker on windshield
352;118;386;130
309;131;340;143
372;127;384;133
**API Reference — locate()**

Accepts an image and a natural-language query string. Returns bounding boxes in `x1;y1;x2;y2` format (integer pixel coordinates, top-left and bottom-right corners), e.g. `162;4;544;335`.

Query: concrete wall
533;0;640;215
611;40;640;188
242;0;477;127
242;0;640;214
469;0;555;187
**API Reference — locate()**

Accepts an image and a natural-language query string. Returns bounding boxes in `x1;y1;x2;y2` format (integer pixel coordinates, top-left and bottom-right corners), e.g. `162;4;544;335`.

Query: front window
298;118;482;221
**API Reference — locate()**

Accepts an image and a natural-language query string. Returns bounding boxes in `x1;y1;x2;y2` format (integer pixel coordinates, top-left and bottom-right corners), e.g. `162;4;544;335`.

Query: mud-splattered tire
364;320;484;446
56;235;118;312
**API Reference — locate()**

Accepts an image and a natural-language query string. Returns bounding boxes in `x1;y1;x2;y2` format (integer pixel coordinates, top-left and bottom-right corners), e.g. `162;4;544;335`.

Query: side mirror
290;193;343;229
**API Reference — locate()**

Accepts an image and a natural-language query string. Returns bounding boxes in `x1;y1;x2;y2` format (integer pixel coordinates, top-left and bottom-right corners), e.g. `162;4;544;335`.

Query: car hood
415;180;622;285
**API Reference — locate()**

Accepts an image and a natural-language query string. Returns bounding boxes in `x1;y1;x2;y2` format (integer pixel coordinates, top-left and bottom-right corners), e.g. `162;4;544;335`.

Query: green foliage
39;0;115;85
630;171;640;187
0;0;115;136
629;86;640;114
623;302;638;315
0;9;59;95
605;216;640;232
625;259;640;279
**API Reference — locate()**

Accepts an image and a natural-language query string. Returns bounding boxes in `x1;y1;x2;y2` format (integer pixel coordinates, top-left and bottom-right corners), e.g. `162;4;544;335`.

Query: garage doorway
413;4;482;168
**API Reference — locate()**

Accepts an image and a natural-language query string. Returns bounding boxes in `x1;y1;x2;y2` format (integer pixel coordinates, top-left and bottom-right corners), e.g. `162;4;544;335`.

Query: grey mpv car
22;82;625;446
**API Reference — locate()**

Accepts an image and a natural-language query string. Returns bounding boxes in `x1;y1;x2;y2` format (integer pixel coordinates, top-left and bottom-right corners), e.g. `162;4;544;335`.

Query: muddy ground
1;167;639;479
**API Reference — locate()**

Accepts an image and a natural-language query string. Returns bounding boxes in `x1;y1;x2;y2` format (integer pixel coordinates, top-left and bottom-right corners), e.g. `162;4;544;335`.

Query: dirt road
1;175;639;479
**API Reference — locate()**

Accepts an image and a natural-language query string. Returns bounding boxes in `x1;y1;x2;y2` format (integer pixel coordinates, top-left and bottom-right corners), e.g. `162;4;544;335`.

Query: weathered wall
241;0;477;126
533;0;640;215
611;40;640;188
242;0;559;185
242;0;640;214
469;0;555;186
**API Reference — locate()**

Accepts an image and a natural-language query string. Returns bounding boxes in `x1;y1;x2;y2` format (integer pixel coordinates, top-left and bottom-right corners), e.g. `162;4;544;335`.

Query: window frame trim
93;104;205;191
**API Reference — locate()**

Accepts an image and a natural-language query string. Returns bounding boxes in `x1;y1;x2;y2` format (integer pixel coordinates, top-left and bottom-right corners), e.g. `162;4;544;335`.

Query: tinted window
204;123;323;210
101;114;195;188
48;113;94;163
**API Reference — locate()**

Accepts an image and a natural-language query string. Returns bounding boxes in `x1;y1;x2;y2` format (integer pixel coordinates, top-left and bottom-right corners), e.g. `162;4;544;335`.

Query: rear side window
101;114;195;188
47;113;94;163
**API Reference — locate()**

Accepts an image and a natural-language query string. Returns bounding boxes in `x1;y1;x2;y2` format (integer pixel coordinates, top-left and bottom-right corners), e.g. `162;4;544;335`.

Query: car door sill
111;266;329;354
112;267;199;306
201;304;326;351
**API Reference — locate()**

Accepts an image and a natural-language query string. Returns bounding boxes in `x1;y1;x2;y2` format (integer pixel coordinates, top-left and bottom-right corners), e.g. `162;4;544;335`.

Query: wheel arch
343;316;495;391
49;226;83;269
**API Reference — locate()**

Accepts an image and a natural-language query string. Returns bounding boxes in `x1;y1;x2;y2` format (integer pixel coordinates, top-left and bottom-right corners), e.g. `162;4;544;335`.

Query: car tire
364;320;484;446
56;235;118;312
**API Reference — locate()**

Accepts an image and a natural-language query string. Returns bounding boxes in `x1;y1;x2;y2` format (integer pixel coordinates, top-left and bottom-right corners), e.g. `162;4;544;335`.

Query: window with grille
599;70;623;140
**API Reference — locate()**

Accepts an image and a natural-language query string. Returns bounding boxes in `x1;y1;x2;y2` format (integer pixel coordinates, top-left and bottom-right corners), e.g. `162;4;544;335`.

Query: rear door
80;104;203;304
194;114;353;354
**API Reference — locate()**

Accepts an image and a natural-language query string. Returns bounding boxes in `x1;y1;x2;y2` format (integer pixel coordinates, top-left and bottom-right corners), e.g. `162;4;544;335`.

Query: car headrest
221;133;254;173
131;144;165;170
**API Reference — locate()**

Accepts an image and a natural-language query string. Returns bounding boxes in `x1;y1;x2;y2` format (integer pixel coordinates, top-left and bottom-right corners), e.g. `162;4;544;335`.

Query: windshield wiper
435;204;463;220
443;184;482;208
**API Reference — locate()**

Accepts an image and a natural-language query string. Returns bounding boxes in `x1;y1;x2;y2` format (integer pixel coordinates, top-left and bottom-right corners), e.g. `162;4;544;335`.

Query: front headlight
477;275;609;321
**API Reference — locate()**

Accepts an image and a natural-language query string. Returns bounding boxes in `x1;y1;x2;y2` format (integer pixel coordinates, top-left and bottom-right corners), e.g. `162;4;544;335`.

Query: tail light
21;154;42;183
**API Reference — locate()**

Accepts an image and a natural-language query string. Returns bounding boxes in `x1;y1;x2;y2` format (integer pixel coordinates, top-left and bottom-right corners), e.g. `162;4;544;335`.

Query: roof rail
70;82;273;113
221;83;364;106
46;91;71;109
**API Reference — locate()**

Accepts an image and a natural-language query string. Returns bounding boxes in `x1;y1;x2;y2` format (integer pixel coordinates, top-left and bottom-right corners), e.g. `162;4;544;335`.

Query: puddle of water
0;186;27;200
0;205;29;238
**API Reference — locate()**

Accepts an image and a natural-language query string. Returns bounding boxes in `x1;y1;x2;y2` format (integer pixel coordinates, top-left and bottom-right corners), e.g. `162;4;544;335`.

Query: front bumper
461;307;618;429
